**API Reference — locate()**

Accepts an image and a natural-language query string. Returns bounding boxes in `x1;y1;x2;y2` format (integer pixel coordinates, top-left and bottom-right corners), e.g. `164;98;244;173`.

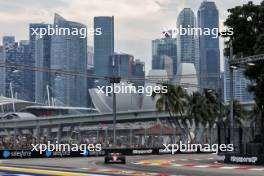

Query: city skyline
0;0;263;72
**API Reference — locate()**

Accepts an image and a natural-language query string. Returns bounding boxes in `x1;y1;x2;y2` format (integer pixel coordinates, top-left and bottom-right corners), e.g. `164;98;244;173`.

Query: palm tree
203;89;222;126
224;100;247;124
152;83;187;132
186;92;210;126
185;90;224;143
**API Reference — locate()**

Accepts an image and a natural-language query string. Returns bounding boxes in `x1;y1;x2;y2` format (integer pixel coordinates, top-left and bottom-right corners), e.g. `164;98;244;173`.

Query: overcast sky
0;0;262;72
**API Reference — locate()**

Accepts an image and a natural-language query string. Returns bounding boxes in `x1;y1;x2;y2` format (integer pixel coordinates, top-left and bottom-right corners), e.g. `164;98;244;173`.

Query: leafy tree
254;34;264;54
223;1;264;109
223;1;264;150
223;1;264;57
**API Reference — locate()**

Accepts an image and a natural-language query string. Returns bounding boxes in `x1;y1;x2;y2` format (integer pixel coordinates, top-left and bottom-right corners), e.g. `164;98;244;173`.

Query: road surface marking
133;159;264;171
0;166;106;176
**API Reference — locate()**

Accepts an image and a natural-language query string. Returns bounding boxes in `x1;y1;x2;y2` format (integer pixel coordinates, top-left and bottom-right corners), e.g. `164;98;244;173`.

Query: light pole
229;40;234;145
110;77;121;148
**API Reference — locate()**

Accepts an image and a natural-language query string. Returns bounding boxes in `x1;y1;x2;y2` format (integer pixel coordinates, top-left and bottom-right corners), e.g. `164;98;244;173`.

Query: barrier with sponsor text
0;147;206;159
218;154;264;165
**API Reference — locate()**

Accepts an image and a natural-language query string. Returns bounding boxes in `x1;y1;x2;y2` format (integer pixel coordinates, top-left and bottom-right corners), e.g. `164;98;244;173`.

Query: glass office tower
177;8;199;67
152;37;177;75
50;14;87;107
198;1;220;90
94;16;114;86
35;24;52;104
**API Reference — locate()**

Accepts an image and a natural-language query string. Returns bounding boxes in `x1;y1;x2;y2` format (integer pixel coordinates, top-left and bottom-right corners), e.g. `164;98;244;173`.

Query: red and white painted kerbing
132;160;264;171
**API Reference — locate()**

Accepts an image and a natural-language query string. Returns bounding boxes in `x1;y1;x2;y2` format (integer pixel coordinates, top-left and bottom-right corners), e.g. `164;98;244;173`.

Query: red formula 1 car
104;153;126;164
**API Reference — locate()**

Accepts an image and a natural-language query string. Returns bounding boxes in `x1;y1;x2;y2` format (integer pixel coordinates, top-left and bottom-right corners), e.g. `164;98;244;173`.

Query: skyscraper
152;36;177;75
35;24;52;104
50;14;87;107
28;23;48;101
177;8;199;68
19;40;31;100
0;46;4;96
132;59;145;87
94;16;114;85
198;1;220;90
87;64;95;108
110;53;134;78
1;36;25;99
224;57;254;103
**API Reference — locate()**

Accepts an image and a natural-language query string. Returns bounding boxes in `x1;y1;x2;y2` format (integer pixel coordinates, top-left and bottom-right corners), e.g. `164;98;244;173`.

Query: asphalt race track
0;154;264;176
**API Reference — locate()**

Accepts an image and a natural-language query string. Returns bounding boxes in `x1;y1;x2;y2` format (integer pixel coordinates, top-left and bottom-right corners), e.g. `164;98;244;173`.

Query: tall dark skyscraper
198;1;220;90
94;16;114;85
50;14;87;107
28;23;49;101
35;24;52;104
152;36;177;75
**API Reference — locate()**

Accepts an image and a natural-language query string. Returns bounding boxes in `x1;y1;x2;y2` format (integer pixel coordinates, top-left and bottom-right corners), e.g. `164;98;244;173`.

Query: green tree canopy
224;1;264;112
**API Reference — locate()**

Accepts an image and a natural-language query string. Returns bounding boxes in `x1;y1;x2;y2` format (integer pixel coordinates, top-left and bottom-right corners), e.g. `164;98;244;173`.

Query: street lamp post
217;87;223;147
110;77;121;148
229;40;234;146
